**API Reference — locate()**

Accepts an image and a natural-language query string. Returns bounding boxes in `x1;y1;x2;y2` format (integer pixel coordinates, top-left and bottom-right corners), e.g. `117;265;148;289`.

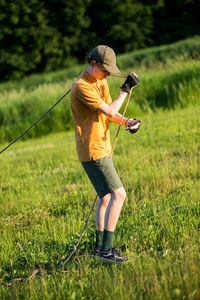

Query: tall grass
0;36;200;144
0;35;199;93
0;104;199;299
117;35;200;70
0;82;73;143
0;58;200;144
108;59;200;114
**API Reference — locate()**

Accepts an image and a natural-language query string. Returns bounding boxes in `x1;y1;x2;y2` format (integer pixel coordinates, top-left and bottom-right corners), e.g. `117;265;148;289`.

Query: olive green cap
89;45;120;74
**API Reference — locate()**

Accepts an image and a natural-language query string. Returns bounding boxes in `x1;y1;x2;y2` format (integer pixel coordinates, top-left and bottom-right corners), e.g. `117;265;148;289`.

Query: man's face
96;63;110;79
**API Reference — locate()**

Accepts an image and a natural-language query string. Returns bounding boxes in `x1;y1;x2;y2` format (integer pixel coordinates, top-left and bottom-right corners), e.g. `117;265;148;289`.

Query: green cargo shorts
81;156;123;198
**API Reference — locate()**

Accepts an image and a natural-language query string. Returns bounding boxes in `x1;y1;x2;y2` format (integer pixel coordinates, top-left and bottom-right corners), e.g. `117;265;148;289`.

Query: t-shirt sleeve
76;83;104;111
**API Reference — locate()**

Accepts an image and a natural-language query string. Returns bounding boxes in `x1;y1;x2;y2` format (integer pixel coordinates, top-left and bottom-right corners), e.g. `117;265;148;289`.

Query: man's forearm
97;91;128;117
109;113;127;126
109;91;128;116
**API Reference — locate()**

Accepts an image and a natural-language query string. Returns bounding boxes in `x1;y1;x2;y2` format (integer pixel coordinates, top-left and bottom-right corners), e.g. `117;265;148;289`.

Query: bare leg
96;187;126;232
104;186;126;232
96;193;111;231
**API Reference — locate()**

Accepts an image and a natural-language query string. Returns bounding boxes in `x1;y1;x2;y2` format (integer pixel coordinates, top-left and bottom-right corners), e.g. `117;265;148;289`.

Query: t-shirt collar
83;70;98;83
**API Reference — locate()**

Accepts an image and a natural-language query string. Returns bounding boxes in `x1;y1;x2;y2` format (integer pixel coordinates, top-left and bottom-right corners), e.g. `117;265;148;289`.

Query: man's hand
120;72;140;93
125;118;141;134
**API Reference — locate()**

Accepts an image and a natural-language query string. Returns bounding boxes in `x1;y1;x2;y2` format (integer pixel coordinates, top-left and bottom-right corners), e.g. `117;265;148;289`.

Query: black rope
1;87;133;286
57;194;98;269
0;88;71;154
0;86;98;287
3;194;98;287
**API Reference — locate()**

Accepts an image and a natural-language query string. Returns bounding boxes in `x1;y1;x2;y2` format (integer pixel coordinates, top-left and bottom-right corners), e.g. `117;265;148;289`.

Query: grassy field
0;103;199;299
0;36;200;144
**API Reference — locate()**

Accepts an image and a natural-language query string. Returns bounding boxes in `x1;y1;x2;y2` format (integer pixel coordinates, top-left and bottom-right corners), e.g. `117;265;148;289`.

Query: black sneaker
98;247;128;263
91;247;100;257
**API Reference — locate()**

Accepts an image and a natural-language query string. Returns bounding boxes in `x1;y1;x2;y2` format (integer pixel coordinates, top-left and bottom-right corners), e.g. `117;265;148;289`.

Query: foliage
152;0;200;44
0;105;199;299
0;0;91;80
86;0;156;53
0;0;199;80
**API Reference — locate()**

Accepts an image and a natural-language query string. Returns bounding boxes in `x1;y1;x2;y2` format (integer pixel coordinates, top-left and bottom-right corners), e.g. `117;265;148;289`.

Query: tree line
0;0;199;81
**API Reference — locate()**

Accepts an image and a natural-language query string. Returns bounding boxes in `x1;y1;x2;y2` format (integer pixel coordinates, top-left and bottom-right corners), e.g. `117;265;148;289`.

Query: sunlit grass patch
0;104;199;299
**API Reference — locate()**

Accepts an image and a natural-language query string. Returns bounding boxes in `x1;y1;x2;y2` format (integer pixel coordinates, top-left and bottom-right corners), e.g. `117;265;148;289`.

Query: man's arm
97;72;140;122
97;91;128;118
109;113;127;126
97;72;140;118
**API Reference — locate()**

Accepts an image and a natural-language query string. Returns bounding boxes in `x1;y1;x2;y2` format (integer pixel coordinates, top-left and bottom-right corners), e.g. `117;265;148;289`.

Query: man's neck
86;66;97;80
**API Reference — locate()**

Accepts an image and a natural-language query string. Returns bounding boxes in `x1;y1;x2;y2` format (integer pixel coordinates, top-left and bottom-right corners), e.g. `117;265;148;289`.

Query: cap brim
103;63;120;74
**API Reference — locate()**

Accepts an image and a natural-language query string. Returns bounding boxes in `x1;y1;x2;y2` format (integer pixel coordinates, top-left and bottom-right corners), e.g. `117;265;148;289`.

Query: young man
70;45;140;263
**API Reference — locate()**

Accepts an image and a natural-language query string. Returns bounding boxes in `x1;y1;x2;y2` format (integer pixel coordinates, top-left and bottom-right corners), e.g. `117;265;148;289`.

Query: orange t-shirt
70;70;112;162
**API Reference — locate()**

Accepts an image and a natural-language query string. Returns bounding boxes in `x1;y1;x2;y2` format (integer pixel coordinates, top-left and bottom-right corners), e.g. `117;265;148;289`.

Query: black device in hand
125;118;141;134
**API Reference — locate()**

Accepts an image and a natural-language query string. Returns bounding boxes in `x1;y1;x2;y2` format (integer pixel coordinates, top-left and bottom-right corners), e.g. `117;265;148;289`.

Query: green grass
0;104;199;299
0;58;200;144
0;35;199;92
0;36;200;144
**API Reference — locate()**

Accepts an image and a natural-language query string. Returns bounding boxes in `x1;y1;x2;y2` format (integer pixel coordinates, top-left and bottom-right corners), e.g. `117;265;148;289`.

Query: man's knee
101;193;111;207
113;187;127;202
